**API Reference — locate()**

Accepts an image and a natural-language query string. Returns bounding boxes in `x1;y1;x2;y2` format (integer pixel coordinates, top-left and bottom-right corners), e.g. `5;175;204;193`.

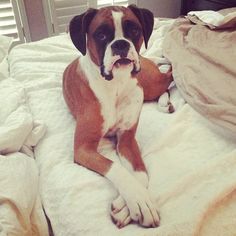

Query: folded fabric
0;35;13;80
0;79;46;155
187;8;236;29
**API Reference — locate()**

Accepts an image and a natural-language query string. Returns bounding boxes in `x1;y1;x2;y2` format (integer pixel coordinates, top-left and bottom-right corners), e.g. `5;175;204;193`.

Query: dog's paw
111;195;126;214
157;91;175;113
127;190;160;227
107;164;160;228
111;195;131;228
119;182;160;228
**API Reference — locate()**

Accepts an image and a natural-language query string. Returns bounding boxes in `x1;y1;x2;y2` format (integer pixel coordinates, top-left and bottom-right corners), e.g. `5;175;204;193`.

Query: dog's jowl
63;5;172;228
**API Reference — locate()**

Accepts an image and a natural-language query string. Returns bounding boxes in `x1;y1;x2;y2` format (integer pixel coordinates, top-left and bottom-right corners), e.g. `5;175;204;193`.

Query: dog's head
69;5;154;80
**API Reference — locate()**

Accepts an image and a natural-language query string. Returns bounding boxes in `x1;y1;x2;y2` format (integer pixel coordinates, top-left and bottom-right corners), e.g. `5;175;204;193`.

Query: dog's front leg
117;127;148;187
74;121;159;228
110;126;160;228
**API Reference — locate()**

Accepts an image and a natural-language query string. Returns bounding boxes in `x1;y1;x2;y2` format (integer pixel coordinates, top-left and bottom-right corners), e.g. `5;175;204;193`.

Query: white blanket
0;39;49;236
8;18;236;236
0;80;49;236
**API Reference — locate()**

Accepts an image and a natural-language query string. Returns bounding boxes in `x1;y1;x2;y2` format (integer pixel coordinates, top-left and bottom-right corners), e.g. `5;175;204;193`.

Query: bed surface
2;14;236;236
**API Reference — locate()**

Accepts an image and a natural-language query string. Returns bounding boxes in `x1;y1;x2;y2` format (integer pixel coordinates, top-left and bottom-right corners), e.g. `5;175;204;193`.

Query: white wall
137;0;182;18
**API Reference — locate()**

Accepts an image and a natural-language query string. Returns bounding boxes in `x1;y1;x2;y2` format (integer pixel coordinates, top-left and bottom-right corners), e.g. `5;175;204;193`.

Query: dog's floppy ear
128;5;154;49
69;8;98;55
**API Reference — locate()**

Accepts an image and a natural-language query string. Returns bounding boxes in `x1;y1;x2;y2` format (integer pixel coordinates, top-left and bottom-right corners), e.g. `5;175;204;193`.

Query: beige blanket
163;14;236;135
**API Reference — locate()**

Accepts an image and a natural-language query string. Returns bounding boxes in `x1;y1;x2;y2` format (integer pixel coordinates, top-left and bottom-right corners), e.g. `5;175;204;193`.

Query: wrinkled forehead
88;6;141;34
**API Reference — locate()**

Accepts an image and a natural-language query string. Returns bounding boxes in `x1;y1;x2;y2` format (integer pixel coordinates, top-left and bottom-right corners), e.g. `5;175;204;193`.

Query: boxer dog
63;5;172;228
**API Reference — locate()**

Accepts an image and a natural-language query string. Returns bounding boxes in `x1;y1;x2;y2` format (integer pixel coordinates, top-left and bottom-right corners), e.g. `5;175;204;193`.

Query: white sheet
8;18;236;236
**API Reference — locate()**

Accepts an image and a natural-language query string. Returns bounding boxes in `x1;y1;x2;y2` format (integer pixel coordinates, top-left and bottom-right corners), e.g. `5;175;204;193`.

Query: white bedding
0;37;49;235
8;18;236;236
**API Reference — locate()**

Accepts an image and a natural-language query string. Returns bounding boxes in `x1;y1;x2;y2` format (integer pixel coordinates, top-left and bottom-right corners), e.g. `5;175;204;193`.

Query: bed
1;7;236;236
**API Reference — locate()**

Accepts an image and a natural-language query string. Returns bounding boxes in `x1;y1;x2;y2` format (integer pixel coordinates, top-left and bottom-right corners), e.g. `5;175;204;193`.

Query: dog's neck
78;53;142;136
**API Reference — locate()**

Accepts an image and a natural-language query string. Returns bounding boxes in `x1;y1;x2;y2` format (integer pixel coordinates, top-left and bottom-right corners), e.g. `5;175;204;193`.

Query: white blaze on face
112;11;124;38
102;10;140;77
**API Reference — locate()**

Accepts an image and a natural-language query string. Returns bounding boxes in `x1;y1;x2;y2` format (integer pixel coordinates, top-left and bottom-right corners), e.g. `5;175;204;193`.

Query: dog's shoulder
63;58;101;118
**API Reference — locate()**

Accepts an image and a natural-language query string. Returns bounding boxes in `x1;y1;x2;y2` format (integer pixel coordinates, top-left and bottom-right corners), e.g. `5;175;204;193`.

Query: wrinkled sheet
0;40;49;236
8;18;236;236
163;13;236;135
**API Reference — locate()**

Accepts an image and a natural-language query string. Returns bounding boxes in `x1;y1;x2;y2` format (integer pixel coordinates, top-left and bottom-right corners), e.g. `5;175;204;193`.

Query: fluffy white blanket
0;36;49;236
8;18;236;236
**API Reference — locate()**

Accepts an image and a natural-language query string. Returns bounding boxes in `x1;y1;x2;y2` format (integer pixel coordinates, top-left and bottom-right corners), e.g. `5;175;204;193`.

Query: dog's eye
131;28;140;37
97;32;107;41
123;21;141;40
93;24;114;43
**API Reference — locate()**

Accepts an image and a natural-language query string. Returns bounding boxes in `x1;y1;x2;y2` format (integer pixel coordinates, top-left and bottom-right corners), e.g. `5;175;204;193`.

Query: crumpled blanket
163;11;236;135
0;79;46;156
0;73;49;235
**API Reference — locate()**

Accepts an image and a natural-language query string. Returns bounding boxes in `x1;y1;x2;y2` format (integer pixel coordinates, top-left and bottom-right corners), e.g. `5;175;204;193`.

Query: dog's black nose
111;40;130;58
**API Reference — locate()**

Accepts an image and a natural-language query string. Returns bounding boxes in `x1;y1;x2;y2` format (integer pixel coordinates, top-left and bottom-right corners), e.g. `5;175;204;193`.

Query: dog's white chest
89;73;143;136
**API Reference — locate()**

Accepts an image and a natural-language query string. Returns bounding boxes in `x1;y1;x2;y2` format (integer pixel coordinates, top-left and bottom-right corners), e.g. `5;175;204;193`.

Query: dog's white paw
106;164;160;227
157;91;175;113
116;182;160;227
111;195;131;228
111;195;126;214
111;188;159;228
124;186;160;227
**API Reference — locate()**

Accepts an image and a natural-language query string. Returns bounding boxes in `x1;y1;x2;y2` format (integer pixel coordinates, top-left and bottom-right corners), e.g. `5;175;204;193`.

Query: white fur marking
118;155;134;172
134;171;149;188
112;11;124;38
117;153;149;187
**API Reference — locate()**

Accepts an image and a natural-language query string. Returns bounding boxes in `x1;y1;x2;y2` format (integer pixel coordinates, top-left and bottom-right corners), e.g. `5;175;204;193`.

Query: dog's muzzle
111;40;130;58
101;39;140;81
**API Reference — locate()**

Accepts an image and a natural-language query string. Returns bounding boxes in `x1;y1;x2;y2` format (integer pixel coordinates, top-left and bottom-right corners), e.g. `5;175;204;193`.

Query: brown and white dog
63;5;172;228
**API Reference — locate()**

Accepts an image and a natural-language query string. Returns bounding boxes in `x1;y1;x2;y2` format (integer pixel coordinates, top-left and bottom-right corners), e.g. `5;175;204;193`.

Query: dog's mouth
113;58;133;67
101;56;140;81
